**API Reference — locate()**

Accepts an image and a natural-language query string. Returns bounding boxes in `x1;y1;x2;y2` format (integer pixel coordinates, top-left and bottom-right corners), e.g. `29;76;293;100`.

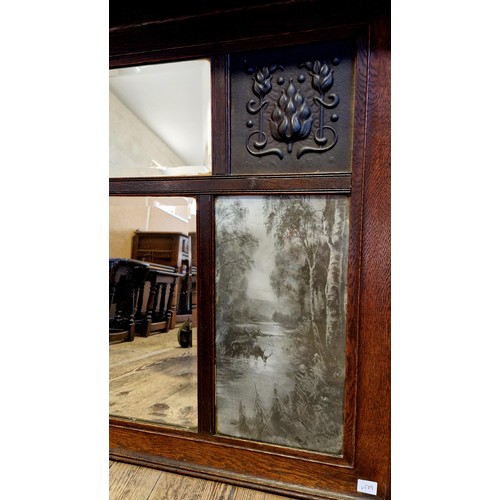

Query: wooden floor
109;460;295;499
109;326;197;429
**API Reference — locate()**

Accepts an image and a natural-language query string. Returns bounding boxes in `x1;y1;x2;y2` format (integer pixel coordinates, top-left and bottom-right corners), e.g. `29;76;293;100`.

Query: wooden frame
110;2;390;498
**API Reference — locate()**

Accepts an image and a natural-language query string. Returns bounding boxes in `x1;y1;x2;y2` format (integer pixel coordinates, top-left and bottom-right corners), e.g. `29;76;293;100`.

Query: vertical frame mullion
341;30;370;466
197;194;216;434
211;55;230;175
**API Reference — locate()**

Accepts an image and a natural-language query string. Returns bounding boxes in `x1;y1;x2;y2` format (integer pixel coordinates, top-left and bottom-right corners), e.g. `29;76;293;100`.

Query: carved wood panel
230;40;356;175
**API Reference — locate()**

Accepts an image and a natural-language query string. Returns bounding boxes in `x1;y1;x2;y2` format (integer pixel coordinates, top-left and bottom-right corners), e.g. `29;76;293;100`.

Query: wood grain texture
110;416;387;498
110;460;295;499
211;55;230;175
341;30;370;467
109;3;390;499
197;195;216;434
352;14;391;499
109;174;351;196
109;460;162;499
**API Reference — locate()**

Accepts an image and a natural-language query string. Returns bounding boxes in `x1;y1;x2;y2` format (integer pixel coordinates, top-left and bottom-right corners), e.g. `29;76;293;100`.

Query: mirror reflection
109;59;211;177
109;196;197;430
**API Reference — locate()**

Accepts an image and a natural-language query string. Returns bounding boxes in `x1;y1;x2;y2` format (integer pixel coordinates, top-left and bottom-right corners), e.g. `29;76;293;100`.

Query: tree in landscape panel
321;197;349;366
215;198;258;333
264;195;349;361
269;245;307;323
264;196;324;351
260;195;349;453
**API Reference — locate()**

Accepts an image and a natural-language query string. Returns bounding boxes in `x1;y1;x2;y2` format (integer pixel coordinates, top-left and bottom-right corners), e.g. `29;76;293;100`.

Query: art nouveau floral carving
297;60;340;158
270;79;313;153
245;58;341;161
246;65;284;159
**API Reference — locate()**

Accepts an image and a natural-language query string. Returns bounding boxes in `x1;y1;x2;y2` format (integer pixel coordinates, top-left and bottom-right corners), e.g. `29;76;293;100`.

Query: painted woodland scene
215;195;349;455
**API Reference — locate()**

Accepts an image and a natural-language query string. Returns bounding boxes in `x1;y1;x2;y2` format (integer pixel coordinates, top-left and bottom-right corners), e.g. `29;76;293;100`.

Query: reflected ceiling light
150;159;210;176
153;201;190;223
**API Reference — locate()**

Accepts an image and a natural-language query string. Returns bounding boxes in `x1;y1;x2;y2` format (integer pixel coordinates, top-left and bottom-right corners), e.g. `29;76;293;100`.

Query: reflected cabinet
110;2;390;499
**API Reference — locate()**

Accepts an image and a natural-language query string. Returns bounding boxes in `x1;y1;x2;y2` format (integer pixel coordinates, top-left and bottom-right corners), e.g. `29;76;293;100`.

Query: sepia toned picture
215;195;349;455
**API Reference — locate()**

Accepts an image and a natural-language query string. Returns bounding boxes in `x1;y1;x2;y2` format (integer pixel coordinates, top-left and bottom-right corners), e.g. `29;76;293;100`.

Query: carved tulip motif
252;65;277;99
246;65;284;159
270;79;312;153
302;60;339;109
309;61;334;93
296;59;340;158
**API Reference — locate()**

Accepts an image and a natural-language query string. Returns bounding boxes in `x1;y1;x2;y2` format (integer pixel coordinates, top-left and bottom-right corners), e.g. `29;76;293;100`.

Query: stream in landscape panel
215;195;349;455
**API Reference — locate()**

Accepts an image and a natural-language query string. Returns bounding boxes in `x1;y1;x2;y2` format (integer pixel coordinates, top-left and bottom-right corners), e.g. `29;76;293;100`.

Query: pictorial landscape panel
215;195;350;455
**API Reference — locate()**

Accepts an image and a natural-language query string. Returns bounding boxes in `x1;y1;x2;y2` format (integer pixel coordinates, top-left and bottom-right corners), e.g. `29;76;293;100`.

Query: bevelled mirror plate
109;60;211;177
109;196;197;431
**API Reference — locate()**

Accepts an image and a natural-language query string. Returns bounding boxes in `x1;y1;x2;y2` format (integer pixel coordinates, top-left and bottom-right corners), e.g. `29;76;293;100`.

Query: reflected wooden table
138;263;183;337
109;259;182;342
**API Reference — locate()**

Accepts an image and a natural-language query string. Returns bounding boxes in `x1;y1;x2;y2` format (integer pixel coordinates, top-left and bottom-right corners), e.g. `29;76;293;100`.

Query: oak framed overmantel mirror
109;2;390;499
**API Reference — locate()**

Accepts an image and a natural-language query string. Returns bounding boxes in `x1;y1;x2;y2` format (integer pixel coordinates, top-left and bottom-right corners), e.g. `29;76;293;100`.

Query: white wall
109;91;185;177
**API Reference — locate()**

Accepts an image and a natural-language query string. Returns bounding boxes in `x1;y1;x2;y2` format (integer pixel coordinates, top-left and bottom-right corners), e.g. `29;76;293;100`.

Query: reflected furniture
109;258;150;343
136;263;182;337
109;258;182;342
132;231;196;326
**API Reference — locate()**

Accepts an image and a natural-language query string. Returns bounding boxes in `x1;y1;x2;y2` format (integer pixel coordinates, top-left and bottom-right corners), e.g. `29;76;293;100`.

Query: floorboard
109;461;162;499
109;461;295;500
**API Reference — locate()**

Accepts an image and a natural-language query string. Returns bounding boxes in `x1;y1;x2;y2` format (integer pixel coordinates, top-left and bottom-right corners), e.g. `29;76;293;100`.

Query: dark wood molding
109;421;382;499
109;1;379;32
110;417;352;469
109;3;375;74
109;4;390;498
196;195;216;434
341;29;370;467
211;55;230;175
109;173;352;196
351;14;391;499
